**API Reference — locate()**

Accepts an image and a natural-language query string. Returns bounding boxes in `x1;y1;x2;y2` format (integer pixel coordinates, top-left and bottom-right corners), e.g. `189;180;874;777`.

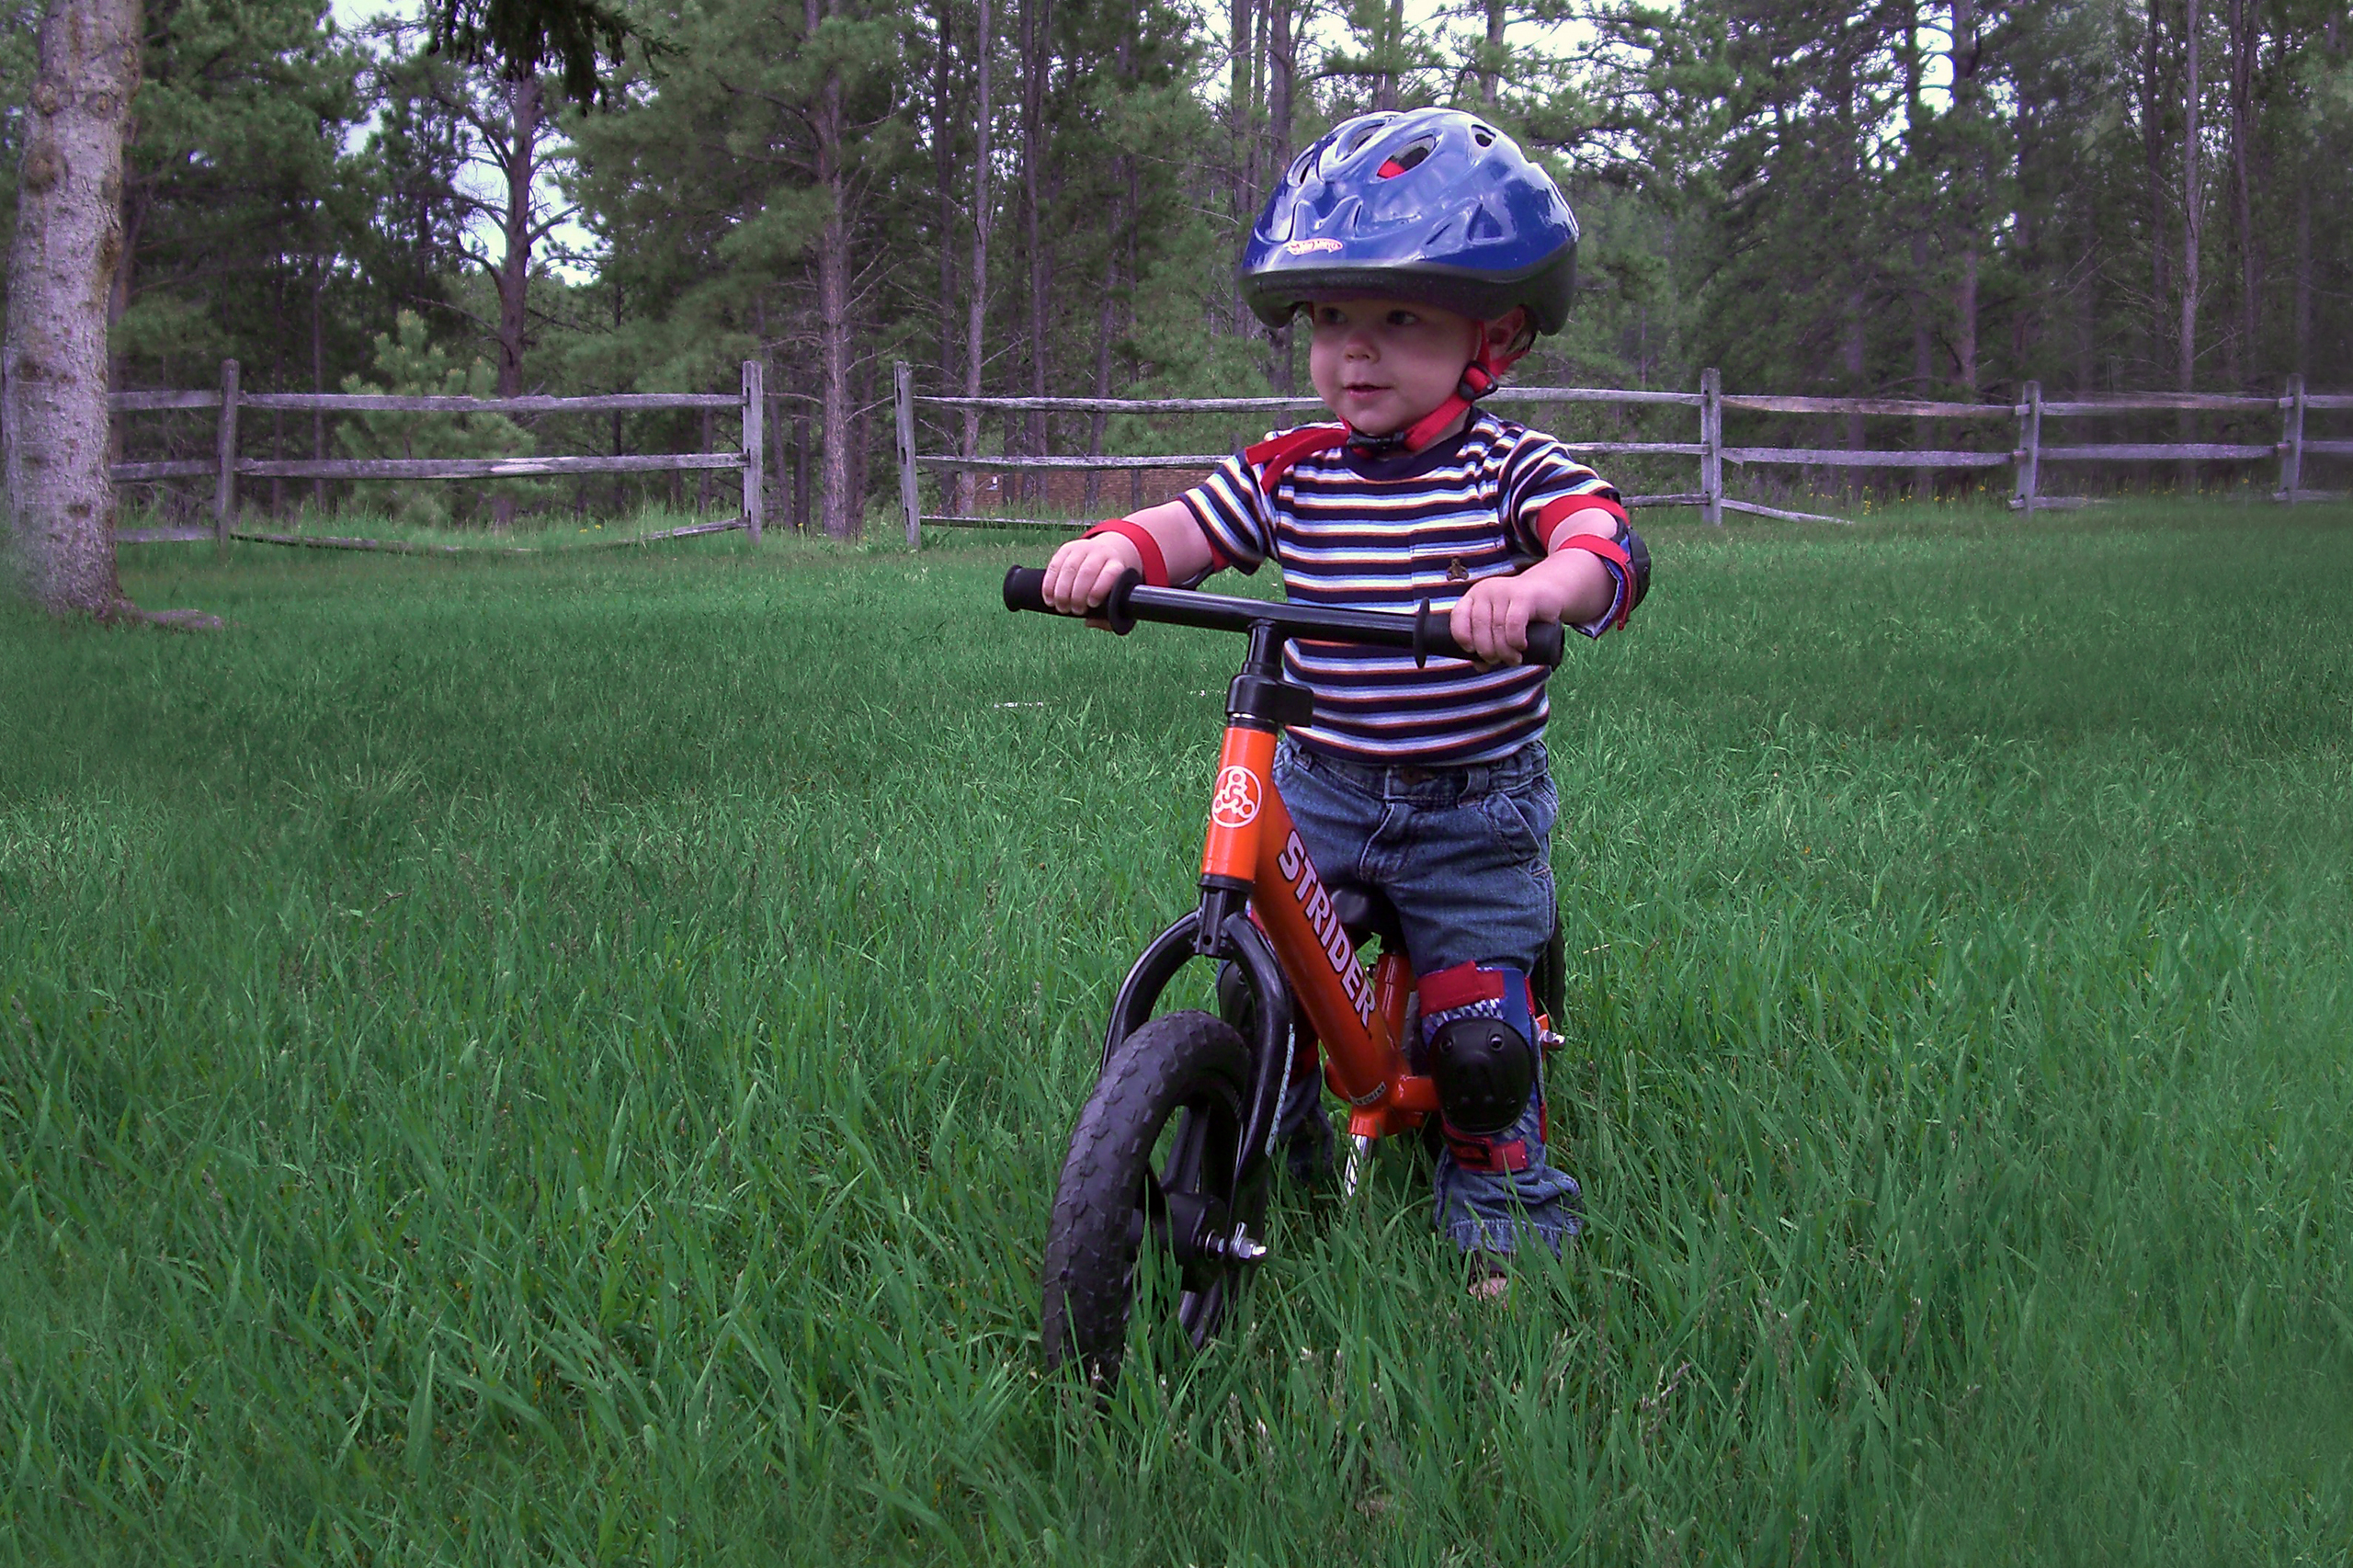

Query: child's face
1305;298;1483;438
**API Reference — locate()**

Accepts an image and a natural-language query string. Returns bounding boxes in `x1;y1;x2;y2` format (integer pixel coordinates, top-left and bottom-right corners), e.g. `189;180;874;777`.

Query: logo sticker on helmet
1209;766;1262;828
1283;237;1344;256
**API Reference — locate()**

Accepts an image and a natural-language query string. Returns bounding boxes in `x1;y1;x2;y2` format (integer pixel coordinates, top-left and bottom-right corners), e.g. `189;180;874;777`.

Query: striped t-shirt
1179;412;1626;766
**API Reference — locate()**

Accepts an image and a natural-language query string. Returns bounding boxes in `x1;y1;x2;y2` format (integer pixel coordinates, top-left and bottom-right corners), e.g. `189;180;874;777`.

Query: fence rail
98;360;2350;551
106;358;767;547
892;367;2347;540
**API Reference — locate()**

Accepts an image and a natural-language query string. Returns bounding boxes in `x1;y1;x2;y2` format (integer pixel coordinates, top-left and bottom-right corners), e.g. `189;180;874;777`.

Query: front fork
1102;904;1295;1215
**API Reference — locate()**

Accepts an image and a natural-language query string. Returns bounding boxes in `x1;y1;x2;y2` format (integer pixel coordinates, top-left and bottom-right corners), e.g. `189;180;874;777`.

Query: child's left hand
1449;547;1613;665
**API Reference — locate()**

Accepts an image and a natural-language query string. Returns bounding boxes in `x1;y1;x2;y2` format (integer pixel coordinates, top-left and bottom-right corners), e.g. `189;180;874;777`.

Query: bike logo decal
1278;830;1377;1028
1210;766;1261;828
1284;237;1344;256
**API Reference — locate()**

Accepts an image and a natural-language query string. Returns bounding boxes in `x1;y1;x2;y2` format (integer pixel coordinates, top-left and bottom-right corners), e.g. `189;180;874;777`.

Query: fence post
2276;374;2305;503
213;358;241;550
2012;381;2041;517
741;359;764;543
894;359;921;547
1699;367;1722;527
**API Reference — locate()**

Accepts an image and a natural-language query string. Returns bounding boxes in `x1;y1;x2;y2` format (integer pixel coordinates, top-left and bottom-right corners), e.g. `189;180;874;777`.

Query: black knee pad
1427;1016;1536;1135
1420;961;1539;1137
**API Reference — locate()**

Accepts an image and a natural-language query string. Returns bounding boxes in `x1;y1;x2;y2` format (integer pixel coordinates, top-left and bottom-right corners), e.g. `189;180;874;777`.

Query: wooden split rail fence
890;364;2351;543
106;358;768;547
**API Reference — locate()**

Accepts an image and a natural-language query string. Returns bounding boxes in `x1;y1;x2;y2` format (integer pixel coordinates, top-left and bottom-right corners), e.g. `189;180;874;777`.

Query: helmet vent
1471;124;1497;147
1322;117;1394;176
1377;140;1435;178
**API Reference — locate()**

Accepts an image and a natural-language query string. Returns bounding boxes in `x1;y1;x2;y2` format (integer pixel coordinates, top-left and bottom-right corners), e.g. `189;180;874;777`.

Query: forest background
0;0;2347;538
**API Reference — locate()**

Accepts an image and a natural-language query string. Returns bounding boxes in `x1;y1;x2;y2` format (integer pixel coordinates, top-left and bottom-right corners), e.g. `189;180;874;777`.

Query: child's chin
1329;396;1419;433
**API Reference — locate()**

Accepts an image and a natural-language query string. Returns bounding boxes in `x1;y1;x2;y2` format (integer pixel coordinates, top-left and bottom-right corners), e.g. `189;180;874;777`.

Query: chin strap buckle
1246;335;1521;484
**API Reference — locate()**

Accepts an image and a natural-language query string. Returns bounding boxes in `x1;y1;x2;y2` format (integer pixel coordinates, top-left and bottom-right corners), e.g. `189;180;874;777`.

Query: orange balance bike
1004;566;1568;1387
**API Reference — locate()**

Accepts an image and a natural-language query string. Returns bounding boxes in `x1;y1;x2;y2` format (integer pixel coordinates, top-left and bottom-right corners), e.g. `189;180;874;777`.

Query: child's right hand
1041;503;1220;611
1041;533;1143;614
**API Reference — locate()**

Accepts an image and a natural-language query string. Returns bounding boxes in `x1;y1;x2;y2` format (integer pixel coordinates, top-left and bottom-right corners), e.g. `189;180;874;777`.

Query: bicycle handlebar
1002;566;1565;671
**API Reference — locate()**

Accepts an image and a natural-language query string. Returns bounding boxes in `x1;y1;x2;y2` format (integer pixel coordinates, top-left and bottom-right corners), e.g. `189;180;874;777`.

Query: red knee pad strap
1441;1126;1533;1173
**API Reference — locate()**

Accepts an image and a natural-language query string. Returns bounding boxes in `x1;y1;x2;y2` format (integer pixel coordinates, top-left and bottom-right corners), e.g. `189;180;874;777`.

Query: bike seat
1330;883;1405;951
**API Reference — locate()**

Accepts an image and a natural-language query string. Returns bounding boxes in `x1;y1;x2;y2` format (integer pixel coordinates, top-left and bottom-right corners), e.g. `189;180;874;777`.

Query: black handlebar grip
1414;597;1563;669
1003;566;1051;614
1003;564;1142;632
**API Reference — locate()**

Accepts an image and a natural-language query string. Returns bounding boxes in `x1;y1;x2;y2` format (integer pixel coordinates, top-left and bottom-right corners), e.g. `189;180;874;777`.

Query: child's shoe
1279;1108;1336;1185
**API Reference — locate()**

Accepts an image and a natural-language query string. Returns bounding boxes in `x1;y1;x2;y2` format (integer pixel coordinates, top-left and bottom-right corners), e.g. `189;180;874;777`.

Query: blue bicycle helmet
1240;108;1580;335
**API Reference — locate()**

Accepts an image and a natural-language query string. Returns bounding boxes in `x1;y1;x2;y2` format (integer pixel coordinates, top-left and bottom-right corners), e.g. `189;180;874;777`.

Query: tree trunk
496;74;540;400
1086;252;1115;513
311;258;325;513
270;275;285;517
5;0;141;617
2229;0;2255;387
699;406;714;512
847;350;872;528
492;71;541;529
2179;0;2201;393
933;0;959;390
1230;0;1256;341
1373;0;1404;111
959;0;994;516
1267;0;1294;184
2075;240;2097;392
809;0;856;538
1904;6;1931;500
2143;0;2170;376
1950;0;1980;396
2292;165;2311;378
1264;0;1296;383
1231;0;1255;190
793;409;810;528
1482;0;1505;104
1844;283;1867;499
1839;55;1865;500
1913;230;1933;499
1124;71;1142;422
103;182;142;402
1019;0;1050;496
1087;18;1136;516
608;277;624;514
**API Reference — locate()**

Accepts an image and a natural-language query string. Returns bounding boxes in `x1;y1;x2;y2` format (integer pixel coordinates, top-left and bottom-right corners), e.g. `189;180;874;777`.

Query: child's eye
1387;310;1420;327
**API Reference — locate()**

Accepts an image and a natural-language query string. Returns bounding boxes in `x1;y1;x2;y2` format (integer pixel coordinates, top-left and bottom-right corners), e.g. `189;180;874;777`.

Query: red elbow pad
1536;497;1636;631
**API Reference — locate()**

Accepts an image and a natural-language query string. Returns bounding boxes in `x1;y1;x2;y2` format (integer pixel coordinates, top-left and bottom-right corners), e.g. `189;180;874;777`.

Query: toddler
1042;107;1651;1285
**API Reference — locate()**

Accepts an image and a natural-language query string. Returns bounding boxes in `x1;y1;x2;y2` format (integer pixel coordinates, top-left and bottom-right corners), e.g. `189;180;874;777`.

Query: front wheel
1040;1010;1265;1391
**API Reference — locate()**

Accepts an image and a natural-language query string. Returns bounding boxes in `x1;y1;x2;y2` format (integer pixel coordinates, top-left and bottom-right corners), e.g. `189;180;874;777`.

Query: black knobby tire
1040;1009;1261;1390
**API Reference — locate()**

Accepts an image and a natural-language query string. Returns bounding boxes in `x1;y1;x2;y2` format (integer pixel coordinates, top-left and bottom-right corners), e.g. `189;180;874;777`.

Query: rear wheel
1040;1010;1264;1391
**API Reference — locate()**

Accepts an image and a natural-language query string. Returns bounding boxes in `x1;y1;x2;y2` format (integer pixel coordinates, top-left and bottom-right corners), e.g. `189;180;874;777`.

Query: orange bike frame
1198;722;1441;1142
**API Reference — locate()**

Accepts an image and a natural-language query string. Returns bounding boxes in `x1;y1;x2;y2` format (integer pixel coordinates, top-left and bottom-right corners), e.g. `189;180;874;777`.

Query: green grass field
5;504;2350;1565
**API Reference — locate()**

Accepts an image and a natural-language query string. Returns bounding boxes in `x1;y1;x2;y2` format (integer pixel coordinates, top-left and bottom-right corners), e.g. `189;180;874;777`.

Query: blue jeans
1271;737;1583;1256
